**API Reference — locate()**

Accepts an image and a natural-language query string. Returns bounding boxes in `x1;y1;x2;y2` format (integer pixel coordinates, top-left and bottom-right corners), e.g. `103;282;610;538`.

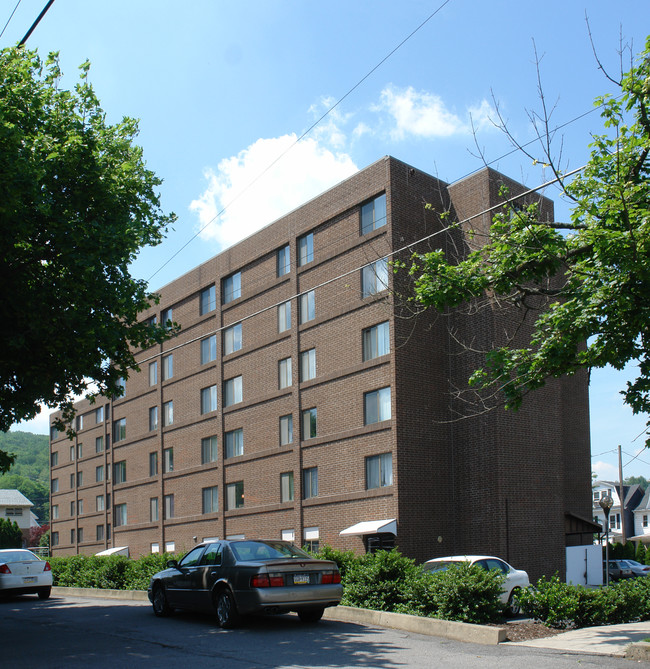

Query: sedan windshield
230;541;311;561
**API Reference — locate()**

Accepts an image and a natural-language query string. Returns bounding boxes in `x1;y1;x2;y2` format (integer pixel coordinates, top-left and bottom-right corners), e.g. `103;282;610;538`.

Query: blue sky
3;1;649;480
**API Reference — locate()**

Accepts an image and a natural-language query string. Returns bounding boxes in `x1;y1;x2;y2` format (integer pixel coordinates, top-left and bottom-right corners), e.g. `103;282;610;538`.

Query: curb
51;587;505;645
626;642;650;661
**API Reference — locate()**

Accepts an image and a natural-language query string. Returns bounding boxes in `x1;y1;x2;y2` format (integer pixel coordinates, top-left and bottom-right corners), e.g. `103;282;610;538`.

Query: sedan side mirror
167;559;179;569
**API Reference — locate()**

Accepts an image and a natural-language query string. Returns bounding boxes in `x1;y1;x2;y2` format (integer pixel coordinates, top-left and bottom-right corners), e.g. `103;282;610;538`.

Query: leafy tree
404;36;650;444
625;475;649;489
0;517;23;548
0;47;178;471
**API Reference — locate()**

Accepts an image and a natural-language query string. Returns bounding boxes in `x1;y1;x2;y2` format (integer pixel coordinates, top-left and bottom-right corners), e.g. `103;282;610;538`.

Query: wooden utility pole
619;445;627;544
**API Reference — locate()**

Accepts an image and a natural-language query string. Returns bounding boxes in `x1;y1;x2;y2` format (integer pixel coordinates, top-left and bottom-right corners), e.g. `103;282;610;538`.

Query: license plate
23;577;37;583
294;574;309;585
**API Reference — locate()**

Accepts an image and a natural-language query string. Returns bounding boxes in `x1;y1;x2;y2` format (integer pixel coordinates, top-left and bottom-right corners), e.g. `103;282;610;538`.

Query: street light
599;495;614;586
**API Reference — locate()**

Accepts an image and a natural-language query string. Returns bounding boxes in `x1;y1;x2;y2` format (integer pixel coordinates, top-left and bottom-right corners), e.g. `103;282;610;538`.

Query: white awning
95;546;129;557
628;534;650;544
340;519;397;536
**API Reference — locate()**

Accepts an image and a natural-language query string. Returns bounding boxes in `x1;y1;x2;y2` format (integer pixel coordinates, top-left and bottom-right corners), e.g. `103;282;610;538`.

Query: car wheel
152;583;173;617
505;588;521;616
297;607;324;623
215;589;241;629
37;587;51;600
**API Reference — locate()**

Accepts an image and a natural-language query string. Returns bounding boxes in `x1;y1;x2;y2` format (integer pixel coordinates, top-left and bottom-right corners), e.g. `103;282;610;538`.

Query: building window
77;528;84;543
51;451;58;467
225;428;244;459
278;300;291;333
51;532;59;547
201;385;218;414
366;453;393;489
70;529;75;544
51;504;59;520
299;290;315;324
298;232;314;266
280;472;294;502
279;414;293;446
163;448;174;473
360;193;387;235
145;315;157;327
70;445;75;461
200;285;216;314
201;334;217;363
96;525;104;541
224;376;243;407
161;307;173;328
201;436;218;464
149;451;158;476
114;503;127;527
115;377;126;397
78;500;84;515
303;467;318;499
223;272;242;304
96;406;104;423
163;400;174;426
150;497;159;522
114;461;126;484
223;323;242;355
303;527;319;552
70;473;75;488
278;357;292;389
362;258;389;297
151;543;160;554
113;418;126;443
162;354;173;381
96;465;104;482
300;348;316;382
95;436;104;453
50;426;58;440
164;494;174;519
363;321;390;361
364;387;391;424
202;486;219;513
149;406;158;432
77;471;83;487
164;541;175;552
51;478;58;493
69;502;74;516
96;495;104;512
149;361;158;386
76;414;84;431
302;408;317;439
277;244;291;277
6;507;23;517
644;515;648;528
226;482;244;510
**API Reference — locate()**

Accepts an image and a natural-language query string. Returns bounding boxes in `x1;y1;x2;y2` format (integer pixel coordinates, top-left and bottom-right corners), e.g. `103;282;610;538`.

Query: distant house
592;480;645;543
0;489;39;547
631;488;650;543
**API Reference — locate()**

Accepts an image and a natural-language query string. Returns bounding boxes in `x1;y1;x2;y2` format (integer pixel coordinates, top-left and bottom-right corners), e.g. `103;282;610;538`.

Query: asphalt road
0;594;637;668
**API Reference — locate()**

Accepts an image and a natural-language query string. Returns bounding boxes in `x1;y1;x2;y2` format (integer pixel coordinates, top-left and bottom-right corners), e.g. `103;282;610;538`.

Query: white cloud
592;460;618;480
189;134;358;248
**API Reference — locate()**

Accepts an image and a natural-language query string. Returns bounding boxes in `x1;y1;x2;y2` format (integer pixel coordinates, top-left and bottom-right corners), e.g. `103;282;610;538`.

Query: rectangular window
303;467;318;499
150;497;159;522
70;445;75;461
51;478;59;493
299;291;315;324
201;334;217;363
298;232;314;266
300;348;316;382
149;406;158;432
96;406;104;424
280;472;294;502
362;258;389;297
201;385;218;414
96;465;104;482
115;377;126;397
163;400;174;426
77;471;83;487
162;354;173;381
304;528;319;552
50;426;58;440
51;504;59;520
76;443;82;459
360;193;387;235
113;418;126;443
70;473;75;488
363;321;390;361
364;387;392;424
223;323;242;355
201;436;218;464
200;285;216;314
114;503;127;527
366;453;393;489
302;408;317;439
224;376;243;407
51;532;59;547
278;357;292;389
76;414;84;431
226;481;244;510
145;315;157;327
202;486;219;513
96;525;104;541
278;300;292;333
161;307;173;328
279;414;293;446
113;461;126;484
95;436;104;453
277;244;291;277
163;447;174;473
149;451;158;476
78;499;84;515
223;271;241;304
644;515;648;528
70;529;75;544
51;451;58;467
96;495;104;512
70;501;75;516
149;361;158;386
77;528;84;543
225;428;244;459
164;494;174;519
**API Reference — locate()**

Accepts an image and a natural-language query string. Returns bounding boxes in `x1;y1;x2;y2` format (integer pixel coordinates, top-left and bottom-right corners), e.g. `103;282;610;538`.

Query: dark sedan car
148;539;342;627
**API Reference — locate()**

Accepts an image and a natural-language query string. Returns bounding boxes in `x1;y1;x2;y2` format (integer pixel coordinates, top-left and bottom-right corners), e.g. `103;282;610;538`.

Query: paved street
1;594;639;668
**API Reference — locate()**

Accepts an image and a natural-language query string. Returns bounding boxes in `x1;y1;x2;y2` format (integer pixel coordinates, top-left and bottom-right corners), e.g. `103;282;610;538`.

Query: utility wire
18;0;54;45
0;0;22;41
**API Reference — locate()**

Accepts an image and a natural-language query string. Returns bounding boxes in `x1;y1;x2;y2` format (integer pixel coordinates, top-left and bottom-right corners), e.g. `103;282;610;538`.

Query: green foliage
0;517;23;548
0;47;178;445
406;37;650;443
625;475;649;488
312;545;359;580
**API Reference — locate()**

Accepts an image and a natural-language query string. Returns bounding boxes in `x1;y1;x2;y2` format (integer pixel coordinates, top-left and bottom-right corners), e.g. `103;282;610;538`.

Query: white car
423;555;529;615
0;549;53;599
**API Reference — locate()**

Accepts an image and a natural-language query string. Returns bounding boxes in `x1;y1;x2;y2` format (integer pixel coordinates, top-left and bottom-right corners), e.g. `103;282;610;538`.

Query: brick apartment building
49;156;594;580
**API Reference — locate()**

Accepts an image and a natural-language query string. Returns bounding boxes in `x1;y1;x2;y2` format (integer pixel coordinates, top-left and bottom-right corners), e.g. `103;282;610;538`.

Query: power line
18;0;54;46
0;0;22;41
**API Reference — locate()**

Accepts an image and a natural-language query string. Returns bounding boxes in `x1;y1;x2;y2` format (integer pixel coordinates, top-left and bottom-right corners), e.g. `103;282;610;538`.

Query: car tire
297;607;324;623
505;588;521;616
37;587;51;600
215;589;241;629
152;583;173;617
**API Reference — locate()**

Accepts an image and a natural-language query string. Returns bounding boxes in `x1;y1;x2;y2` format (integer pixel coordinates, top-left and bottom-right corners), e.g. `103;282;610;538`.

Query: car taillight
44;561;51;572
0;564;11;574
251;573;285;588
321;571;341;584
